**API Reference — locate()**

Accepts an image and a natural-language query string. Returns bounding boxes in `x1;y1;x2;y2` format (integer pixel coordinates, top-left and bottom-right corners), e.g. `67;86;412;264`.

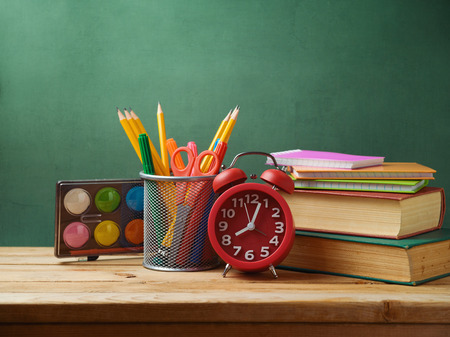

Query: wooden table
0;247;449;336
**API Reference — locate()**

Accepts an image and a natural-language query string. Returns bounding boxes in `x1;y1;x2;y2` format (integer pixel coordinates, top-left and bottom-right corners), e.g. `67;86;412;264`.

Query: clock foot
222;264;232;277
269;265;278;279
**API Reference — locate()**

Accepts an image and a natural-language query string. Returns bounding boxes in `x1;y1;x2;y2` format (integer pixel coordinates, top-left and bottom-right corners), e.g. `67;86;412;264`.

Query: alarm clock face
208;183;295;272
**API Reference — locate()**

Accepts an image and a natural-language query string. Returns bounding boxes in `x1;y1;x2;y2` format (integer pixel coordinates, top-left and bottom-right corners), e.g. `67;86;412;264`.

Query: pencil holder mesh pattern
140;172;220;271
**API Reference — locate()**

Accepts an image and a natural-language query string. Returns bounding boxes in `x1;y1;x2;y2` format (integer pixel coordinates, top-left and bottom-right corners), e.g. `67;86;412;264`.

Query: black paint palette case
55;179;144;259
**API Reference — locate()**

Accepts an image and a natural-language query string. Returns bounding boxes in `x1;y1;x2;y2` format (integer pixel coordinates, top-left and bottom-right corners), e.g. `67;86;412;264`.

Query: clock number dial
221;235;231;246
272;207;281;218
218;221;228;231
245;250;255;261
221;208;236;219
214;189;287;263
232;194;260;208
275;222;284;234
269;235;279;246
260;246;270;258
233;246;242;256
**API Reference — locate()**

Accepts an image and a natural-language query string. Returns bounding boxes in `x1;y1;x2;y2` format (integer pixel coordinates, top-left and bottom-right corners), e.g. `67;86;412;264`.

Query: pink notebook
267;149;384;169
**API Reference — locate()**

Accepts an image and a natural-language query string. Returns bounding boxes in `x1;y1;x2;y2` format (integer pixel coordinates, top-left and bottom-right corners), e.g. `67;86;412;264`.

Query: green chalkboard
1;0;449;246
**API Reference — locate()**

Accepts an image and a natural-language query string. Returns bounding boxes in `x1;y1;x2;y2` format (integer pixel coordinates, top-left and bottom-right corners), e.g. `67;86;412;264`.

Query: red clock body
208;182;295;273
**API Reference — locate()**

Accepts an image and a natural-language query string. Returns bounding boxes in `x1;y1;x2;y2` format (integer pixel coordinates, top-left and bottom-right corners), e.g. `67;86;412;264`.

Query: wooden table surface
0;247;449;336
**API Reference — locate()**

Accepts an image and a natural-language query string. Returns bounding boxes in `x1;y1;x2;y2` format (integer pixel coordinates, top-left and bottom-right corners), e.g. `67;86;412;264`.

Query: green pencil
138;133;155;174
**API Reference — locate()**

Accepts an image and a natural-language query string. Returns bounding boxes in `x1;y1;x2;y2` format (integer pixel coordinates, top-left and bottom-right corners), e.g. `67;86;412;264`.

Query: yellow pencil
129;108;169;176
200;110;231;172
124;108;141;138
117;108;142;162
221;105;239;144
157;102;170;172
130;108;147;135
203;106;239;172
146;137;169;176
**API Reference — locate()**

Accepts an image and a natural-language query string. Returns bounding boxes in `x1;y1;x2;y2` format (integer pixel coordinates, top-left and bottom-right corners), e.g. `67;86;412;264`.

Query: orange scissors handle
171;147;196;177
172;147;221;177
191;150;220;176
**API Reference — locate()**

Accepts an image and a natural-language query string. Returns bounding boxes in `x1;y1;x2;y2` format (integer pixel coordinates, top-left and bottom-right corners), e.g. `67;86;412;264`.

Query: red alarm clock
208;152;295;278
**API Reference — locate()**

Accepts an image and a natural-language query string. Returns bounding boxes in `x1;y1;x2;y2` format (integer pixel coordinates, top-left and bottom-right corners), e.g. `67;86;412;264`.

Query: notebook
267;149;384;169
293;178;428;193
289;162;436;180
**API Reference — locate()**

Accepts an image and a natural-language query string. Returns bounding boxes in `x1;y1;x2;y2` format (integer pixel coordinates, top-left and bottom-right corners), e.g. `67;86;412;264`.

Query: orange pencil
166;138;185;170
117;108;142;162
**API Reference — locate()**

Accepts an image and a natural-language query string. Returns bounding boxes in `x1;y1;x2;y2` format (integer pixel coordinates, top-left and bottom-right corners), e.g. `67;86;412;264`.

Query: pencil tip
130;110;139;119
232;106;239;119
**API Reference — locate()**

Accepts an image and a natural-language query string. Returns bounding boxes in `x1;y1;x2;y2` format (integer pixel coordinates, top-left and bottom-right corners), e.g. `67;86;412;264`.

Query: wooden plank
0;247;449;326
3;278;449;293
1;264;449;297
0;323;448;337
0;248;142;265
1;292;450;324
0;266;373;284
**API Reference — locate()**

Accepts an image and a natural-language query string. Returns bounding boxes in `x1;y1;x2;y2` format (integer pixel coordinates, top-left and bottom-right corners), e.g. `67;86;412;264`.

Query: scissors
171;146;221;178
171;145;219;205
170;145;220;266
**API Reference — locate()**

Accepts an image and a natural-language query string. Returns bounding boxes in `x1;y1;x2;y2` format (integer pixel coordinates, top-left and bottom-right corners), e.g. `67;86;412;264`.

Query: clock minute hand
235;203;251;236
235;203;262;236
244;203;252;223
250;202;261;225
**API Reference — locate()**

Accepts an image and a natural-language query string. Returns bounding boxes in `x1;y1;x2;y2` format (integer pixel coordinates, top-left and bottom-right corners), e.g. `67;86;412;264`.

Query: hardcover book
278;187;445;239
279;229;450;285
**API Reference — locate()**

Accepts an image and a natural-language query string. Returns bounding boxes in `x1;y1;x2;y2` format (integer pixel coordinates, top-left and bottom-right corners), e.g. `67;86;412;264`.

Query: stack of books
267;149;449;285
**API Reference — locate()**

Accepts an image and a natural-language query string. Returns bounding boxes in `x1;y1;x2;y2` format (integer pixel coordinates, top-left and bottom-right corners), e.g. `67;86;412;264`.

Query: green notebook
279;228;450;285
292;178;428;193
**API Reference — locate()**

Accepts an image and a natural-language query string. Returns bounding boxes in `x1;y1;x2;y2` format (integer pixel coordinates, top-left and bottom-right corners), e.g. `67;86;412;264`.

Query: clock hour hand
236;224;265;237
235;226;250;236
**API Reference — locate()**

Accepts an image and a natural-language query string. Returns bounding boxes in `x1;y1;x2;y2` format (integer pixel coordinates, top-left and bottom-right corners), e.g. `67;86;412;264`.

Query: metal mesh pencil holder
140;172;220;271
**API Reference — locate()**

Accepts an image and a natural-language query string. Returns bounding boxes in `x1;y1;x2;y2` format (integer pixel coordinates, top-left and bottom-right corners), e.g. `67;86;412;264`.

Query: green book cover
292;178;428;193
295;227;450;248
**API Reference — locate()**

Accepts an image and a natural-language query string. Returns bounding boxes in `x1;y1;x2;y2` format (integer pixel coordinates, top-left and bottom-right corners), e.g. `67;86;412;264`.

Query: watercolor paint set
54;179;144;259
